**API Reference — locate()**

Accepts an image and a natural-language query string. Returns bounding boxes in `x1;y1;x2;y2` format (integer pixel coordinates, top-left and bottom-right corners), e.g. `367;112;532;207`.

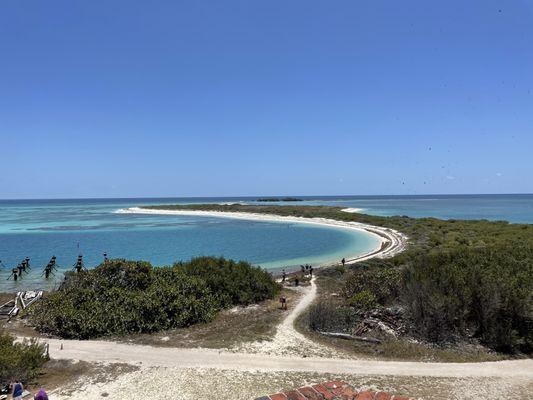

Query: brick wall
255;380;415;400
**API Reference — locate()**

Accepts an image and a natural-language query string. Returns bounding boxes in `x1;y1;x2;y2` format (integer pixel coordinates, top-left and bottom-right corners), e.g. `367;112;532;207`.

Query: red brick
269;394;288;400
374;392;392;400
285;390;307;400
298;386;326;400
335;386;359;399
356;391;376;400
323;380;347;390
312;384;336;400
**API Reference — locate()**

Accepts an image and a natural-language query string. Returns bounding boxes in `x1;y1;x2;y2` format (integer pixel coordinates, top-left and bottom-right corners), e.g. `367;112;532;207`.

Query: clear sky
1;1;532;199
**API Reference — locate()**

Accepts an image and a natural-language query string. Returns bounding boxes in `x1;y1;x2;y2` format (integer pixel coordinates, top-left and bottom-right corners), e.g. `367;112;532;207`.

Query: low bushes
0;330;48;385
342;261;402;307
308;302;359;334
174;256;279;307
29;257;279;339
340;245;533;353
404;244;533;353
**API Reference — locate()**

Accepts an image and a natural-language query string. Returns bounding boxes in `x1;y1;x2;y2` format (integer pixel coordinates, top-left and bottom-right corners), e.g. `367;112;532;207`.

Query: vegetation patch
29;257;279;339
0;330;48;385
404;243;532;353
148;204;533;356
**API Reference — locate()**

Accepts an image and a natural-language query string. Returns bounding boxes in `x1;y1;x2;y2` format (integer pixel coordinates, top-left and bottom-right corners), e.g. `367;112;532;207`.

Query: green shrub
346;290;378;311
308;301;359;333
404;244;533;353
0;330;48;385
30;257;279;339
174;256;279;307
342;262;402;306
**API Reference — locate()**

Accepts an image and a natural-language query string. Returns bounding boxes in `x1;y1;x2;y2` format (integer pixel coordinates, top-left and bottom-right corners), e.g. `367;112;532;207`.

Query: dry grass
24;359;139;397
293;273;508;363
116;288;302;349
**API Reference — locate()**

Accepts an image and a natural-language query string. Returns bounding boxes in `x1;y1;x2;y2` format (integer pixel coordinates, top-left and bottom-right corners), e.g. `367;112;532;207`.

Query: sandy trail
232;277;343;357
44;275;533;380
46;337;533;379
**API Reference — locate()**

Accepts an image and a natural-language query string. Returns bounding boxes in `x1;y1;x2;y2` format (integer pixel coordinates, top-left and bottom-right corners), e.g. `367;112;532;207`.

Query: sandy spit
115;207;408;264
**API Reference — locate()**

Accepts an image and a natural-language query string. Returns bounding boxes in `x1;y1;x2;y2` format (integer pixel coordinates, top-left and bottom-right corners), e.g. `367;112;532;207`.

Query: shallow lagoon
0;198;379;291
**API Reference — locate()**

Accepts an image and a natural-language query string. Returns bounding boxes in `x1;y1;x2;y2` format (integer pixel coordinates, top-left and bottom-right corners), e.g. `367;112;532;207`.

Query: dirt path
41;273;533;400
43;277;533;380
231;277;343;357
45;337;532;379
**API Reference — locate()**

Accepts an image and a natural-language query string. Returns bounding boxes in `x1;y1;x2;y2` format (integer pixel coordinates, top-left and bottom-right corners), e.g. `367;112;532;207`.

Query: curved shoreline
116;207;408;266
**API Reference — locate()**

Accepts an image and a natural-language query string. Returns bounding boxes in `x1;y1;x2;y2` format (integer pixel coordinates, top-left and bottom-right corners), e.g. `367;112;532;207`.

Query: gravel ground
51;367;533;400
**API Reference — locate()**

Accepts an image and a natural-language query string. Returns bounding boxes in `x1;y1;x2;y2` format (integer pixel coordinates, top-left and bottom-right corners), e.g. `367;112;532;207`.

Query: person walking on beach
341;258;346;267
309;265;313;277
282;269;286;282
12;380;23;400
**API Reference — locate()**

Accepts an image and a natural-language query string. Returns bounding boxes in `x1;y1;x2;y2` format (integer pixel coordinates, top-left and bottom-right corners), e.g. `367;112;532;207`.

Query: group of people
280;258;347;285
8;381;48;400
280;263;314;287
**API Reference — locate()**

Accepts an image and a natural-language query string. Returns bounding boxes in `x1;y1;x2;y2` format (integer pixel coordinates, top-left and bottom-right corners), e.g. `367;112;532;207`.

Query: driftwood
0;298;16;319
353;317;399;338
319;331;382;344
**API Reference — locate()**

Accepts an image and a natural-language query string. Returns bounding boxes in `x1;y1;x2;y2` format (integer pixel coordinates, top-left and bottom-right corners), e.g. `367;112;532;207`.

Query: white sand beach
115;207;408;265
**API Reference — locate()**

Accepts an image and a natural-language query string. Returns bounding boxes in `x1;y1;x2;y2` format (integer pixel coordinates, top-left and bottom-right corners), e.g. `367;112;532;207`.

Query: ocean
0;194;531;292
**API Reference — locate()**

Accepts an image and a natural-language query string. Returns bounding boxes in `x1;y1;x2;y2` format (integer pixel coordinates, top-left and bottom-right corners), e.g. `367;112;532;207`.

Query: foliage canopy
30;257;279;339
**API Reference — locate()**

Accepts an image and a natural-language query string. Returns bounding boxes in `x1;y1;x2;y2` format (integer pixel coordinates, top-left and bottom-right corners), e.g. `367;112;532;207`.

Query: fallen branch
318;331;382;344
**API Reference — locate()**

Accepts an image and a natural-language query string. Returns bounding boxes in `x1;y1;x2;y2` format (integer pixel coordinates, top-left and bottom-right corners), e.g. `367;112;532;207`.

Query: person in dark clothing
12;380;23;400
341;258;346;267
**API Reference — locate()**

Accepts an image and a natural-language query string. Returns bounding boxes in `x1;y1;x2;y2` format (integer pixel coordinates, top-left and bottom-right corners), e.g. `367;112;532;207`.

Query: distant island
256;197;303;202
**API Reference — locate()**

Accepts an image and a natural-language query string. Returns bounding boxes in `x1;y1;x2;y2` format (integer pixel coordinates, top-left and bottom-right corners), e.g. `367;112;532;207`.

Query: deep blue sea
0;194;531;292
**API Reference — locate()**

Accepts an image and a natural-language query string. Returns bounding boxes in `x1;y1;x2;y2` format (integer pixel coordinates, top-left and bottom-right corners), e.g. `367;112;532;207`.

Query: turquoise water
251;194;533;223
1;194;531;292
0;198;380;291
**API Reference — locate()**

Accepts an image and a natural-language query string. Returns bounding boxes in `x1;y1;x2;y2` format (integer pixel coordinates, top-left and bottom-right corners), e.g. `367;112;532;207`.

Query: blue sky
1;1;532;198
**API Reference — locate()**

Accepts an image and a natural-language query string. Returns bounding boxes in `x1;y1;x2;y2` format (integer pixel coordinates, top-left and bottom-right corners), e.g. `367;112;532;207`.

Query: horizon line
1;193;532;201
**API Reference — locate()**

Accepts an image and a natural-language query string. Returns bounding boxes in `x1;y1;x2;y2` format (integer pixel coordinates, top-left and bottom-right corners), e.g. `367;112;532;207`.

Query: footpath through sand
45;277;533;380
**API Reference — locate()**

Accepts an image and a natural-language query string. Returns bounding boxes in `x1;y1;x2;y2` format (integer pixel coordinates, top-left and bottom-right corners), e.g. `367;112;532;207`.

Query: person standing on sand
282;269;286;282
12;380;23;400
309;265;313;277
341;258;346;267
